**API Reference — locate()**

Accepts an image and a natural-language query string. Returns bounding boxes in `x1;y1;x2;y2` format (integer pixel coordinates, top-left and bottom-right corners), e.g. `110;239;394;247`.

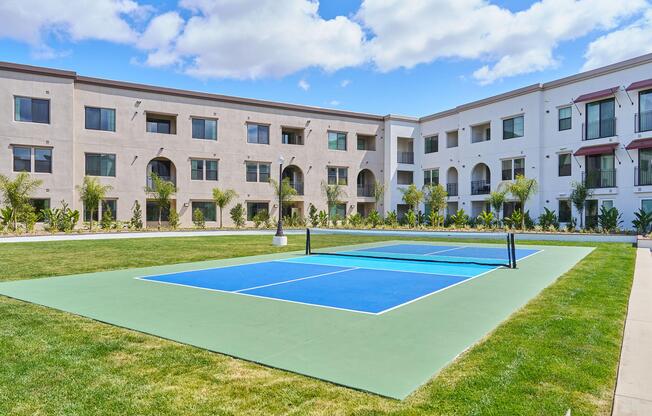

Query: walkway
613;248;652;415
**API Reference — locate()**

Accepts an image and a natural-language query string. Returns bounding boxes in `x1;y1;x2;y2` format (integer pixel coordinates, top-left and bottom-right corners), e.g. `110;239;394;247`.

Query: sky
0;0;651;117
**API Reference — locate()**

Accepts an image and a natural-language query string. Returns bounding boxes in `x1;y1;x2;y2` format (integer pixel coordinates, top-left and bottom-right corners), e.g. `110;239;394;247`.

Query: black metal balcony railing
636;111;652;133
446;182;458;196
471;180;490;195
583;169;616;188
583;117;616;140
397;151;414;164
357;184;374;197
635;167;652;186
146;175;176;188
289;181;304;195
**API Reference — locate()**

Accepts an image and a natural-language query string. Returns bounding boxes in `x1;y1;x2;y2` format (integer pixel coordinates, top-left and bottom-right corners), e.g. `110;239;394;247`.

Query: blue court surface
139;243;540;315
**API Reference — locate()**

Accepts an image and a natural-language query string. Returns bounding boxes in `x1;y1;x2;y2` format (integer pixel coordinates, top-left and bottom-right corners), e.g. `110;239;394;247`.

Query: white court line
233;267;358;293
425;246;466;255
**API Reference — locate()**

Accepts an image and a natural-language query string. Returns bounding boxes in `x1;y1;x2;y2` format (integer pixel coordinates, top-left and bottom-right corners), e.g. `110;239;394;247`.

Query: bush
385;210;398;227
100;207;114;230
348;212;364;228
283;212;305;227
230;203;245;228
428;210;444;228
168;210;180;229
308;203;319;227
566;217;577;232
403;210;417;228
192;208;205;228
366;210;382;228
130;200;143;230
598;206;622;233
415;210;425;226
317;210;328;228
538;207;558;231
477;210;494;228
42;201;79;233
632;208;652;234
252;210;269;228
18;206;37;233
449;209;469;228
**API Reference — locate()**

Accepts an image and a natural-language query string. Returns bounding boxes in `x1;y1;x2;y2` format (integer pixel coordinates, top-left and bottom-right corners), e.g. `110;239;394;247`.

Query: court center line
424;246;466;255
233;267;359;293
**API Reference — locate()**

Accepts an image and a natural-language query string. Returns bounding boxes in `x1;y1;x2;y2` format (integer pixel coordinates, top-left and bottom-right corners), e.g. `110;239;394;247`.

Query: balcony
636;111;652;133
147;175;176;188
635;167;652;186
446;183;458;196
357;184;374;197
289;181;304;195
471;180;490;195
397;151;414;164
583;169;616;188
583;117;616;140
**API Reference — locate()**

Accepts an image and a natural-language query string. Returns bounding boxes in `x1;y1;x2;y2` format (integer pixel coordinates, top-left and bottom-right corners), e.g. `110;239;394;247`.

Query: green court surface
0;241;592;399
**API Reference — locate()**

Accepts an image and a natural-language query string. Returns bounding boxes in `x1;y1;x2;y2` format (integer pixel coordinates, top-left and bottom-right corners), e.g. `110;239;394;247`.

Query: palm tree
486;186;508;223
400;184;424;212
0;172;43;231
506;175;538;229
570;181;592;229
146;173;176;228
423;183;447;225
77;176;112;230
212;187;238;228
321;181;347;223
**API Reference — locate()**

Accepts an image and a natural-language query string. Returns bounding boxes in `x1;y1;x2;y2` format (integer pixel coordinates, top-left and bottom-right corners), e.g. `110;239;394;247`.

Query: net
305;228;516;268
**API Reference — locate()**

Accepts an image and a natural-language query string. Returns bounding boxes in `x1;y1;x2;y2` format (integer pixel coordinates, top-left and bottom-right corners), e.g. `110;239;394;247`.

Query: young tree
373;180;385;209
399;184;424;212
570;181;592;229
423;183;447;226
130;200;143;230
0;172;43;231
486;187;508;223
506;175;538;230
212;187;238;228
146;173;176;228
230;203;245;228
269;177;297;216
321;181;347;223
77;176;112;230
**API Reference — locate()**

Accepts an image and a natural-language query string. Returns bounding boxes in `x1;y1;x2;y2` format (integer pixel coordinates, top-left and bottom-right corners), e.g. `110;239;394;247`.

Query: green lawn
0;235;635;415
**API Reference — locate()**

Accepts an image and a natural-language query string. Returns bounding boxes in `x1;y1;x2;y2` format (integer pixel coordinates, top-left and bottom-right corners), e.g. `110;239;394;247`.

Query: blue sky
0;0;650;117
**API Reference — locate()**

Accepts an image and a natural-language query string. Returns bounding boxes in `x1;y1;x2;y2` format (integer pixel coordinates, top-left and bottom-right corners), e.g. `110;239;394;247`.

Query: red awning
574;143;619;156
626;78;652;91
626;137;652;150
573;87;619;103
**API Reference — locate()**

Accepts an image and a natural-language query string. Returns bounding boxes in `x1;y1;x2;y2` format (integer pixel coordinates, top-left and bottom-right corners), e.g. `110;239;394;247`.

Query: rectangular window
502;160;512;180
85;107;115;131
192;118;218;140
642;199;652;214
247;202;269;221
328;131;347;150
85;153;116;177
146;118;171;134
502;158;525;180
191;159;204;180
558;200;572;223
639;90;652;132
34;148;52;173
13;146;31;172
586;98;615;139
14;97;50;123
245;162;270;182
503;115;524;139
558;153;572;177
424;135;438;153
101;199;117;220
247;124;269;144
329;203;346;219
446;131;459;148
397;170;414;185
282;129;303;145
146;201;169;222
423;169;439;186
639;148;652;186
558;107;572;131
327;167;348;185
192;201;217;222
206;160;218;181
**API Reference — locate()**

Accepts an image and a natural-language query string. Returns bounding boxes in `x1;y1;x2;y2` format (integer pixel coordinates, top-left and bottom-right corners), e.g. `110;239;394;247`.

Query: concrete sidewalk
613;248;652;415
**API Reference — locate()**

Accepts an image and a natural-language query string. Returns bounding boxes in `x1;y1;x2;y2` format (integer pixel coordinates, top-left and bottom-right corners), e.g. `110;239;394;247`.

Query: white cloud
140;0;366;79
340;79;351;87
0;0;146;49
329;100;341;106
298;78;310;91
583;9;652;70
357;0;648;84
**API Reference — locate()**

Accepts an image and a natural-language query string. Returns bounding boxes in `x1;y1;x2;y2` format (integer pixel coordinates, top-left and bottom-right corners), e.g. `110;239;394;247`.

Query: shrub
318;210;328;228
308;203;319;227
415;210;425;226
538;207;558;231
283;212;305;227
168;210;180;229
192;208;206;228
252;210;269;228
449;209;469;228
428;210;444;228
404;210;417;228
18;207;37;233
331;215;341;228
366;210;382;228
385;210;398;227
348;212;364;228
100;207;114;230
632;208;652;234
565;217;577;232
598;206;622;233
477;210;494;228
130;200;143;230
524;210;536;230
230;203;245;228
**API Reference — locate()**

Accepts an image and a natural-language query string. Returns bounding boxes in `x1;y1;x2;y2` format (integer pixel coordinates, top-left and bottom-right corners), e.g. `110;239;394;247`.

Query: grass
0;235;636;415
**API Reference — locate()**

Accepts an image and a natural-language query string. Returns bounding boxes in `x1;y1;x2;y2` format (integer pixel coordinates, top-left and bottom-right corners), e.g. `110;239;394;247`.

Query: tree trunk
158;205;162;229
219;208;223;228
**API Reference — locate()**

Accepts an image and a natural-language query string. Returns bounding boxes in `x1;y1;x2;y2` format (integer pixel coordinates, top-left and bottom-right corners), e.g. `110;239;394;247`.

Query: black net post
506;233;512;268
305;228;311;255
510;233;516;268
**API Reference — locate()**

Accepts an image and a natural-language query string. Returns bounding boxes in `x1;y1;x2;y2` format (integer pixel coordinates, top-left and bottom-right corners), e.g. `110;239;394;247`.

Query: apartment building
1;53;651;229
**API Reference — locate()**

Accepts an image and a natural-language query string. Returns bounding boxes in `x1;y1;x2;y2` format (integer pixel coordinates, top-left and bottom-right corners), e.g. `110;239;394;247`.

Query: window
558;153;572;177
101;199;117;220
247;123;269;144
446;131;459;148
146;118;171;134
397;170;414;185
192;118;217;140
29;198;50;221
191;159;218;181
586;98;615;139
85;153;116;177
558;107;572;131
146;201;169;222
282;128;303;145
13;146;31;172
34;148;52;173
84;199;114;222
503;115;524;139
471;123;491;143
192;201;217;222
601;200;614;210
329;203;346;219
328;131;347;150
14;97;49;123
639;90;652;132
424;135;438;153
356;134;375;150
423;169;439;186
85;107;115;131
639;148;652;186
558;200;572;223
245;162;271;182
247;202;269;221
501;158;525;180
327;167;348;185
642;199;652;214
